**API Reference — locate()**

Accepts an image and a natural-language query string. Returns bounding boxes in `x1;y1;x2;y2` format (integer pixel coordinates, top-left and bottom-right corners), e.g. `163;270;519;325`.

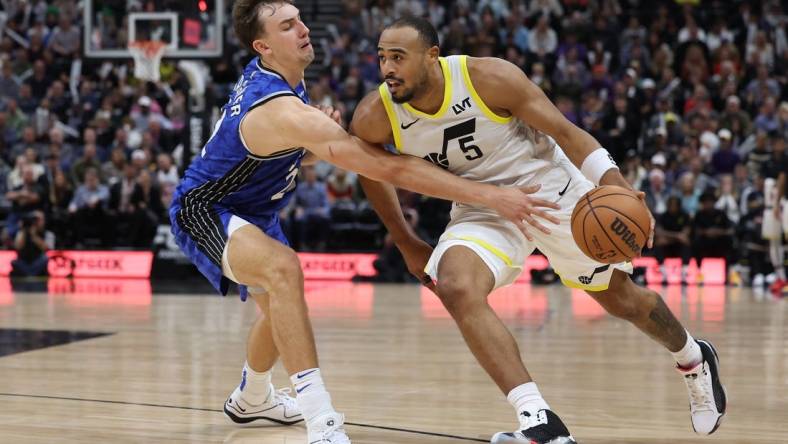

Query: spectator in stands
714;175;740;225
0;63;19;100
744;65;780;108
130;149;149;171
326;168;356;203
711;129;741;175
17;84;37;115
11;210;53;277
155;153;179;191
692;192;734;264
24;60;49;101
131;96;166;133
686;156;718;195
293;165;331;251
553;46;589;97
71;143;102;184
11;126;40;161
102;148;127;186
134;169;163;246
754;97;780;133
41;151;62;186
47;168;73;246
643;168;669;216
654;196;692;283
23;147;45;183
5;100;29;137
676;172;701;217
46;81;71;122
746;130;772;178
46;127;75;172
108;163;142;246
528;14;558;60
68;167;109;246
5;165;46;242
603;96;639;161
48;13;81;59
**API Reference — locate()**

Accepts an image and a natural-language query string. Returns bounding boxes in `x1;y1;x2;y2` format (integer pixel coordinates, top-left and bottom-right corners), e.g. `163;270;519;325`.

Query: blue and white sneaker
223;383;303;426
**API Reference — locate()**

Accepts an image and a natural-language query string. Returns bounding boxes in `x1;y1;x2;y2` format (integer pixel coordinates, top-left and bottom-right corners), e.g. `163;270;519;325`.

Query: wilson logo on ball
610;217;640;253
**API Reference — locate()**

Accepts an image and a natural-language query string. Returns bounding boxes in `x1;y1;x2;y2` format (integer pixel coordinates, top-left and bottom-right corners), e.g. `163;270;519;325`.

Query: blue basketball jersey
170;58;309;296
174;57;309;221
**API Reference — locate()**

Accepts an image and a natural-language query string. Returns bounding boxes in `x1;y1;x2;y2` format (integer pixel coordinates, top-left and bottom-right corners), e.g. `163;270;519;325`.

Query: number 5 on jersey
424;118;483;169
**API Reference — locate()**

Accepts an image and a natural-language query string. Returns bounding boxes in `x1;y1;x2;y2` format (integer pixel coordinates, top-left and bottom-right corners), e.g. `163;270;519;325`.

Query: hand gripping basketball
489;184;561;241
571;185;651;263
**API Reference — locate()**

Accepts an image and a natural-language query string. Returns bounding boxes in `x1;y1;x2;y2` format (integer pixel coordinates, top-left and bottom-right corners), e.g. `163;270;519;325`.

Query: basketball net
128;40;167;82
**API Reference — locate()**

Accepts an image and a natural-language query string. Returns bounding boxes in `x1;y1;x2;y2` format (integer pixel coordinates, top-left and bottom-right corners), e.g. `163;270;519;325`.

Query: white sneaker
223;383;303;426
677;339;727;435
308;412;351;444
753;274;765;287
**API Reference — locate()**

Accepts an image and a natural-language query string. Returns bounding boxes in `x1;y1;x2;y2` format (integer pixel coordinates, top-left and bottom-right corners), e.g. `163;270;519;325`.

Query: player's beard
390;72;428;104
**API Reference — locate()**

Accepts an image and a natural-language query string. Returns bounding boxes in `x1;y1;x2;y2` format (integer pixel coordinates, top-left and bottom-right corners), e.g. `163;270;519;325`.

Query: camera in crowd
20;212;42;229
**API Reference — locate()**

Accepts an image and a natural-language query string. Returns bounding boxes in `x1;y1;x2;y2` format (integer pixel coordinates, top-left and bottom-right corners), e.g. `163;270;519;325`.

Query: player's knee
436;277;484;314
261;249;303;291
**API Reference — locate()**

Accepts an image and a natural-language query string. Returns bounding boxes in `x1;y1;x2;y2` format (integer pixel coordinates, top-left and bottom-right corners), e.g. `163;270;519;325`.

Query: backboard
83;0;224;59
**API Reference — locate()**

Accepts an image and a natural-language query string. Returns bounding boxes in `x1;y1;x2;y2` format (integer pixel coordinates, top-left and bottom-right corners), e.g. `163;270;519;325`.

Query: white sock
508;382;550;425
290;368;335;425
769;241;786;281
238;361;273;405
672;331;703;369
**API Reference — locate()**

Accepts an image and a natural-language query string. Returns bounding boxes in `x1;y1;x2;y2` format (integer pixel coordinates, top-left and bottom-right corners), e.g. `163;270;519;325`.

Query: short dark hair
232;0;294;53
384;15;440;48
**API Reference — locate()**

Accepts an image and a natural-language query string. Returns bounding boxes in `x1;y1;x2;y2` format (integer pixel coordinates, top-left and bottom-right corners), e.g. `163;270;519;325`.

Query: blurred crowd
0;0;786;286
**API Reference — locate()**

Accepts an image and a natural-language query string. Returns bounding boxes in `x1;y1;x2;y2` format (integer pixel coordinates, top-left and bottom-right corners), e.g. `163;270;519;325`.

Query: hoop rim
128;40;168;57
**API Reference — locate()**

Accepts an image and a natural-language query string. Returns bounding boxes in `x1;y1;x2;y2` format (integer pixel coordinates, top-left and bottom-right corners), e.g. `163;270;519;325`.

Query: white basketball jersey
378;55;578;190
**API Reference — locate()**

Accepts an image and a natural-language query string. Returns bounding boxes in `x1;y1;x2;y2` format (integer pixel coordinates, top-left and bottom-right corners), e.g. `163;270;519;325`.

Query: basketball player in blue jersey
170;3;559;443
350;17;727;444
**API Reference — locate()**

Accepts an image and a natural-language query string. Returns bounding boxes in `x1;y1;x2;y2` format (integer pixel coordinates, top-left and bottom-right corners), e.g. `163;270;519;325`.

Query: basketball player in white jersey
762;134;787;293
199;3;558;444
350;17;727;443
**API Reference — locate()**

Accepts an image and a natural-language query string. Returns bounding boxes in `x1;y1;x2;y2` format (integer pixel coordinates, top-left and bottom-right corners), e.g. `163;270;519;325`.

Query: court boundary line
0;392;487;442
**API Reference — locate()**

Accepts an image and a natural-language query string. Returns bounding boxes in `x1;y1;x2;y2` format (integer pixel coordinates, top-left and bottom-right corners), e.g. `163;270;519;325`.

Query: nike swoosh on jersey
400;118;420;129
558;179;571;196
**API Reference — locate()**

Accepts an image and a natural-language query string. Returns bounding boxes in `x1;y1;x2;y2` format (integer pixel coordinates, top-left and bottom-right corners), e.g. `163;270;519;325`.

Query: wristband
580;148;618;185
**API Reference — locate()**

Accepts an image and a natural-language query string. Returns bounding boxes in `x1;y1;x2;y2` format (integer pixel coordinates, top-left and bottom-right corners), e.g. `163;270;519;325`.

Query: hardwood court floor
0;281;785;443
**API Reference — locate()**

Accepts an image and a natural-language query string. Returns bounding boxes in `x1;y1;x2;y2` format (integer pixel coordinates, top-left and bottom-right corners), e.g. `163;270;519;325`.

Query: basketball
571;186;651;264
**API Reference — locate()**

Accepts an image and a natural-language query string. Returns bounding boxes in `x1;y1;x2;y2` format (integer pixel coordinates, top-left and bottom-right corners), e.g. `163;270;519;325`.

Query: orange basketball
570;185;651;264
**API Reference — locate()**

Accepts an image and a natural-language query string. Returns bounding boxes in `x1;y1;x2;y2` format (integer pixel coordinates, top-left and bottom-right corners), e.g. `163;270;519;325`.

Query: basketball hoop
128;40;167;82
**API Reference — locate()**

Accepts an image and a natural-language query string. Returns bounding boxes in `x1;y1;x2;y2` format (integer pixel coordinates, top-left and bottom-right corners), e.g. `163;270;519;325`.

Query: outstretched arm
241;96;559;238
